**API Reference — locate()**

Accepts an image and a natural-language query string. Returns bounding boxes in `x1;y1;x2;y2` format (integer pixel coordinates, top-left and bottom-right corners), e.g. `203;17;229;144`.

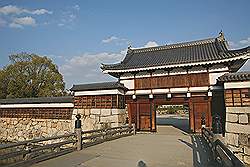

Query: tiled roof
0;96;73;104
101;33;250;73
218;72;250;82
70;81;128;91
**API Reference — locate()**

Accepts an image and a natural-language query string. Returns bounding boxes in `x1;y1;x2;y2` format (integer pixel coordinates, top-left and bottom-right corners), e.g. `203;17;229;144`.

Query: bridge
0;115;246;167
31;126;217;167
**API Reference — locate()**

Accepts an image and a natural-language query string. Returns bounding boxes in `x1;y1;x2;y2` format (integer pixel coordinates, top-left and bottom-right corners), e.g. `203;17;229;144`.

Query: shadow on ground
179;135;219;167
156;115;190;133
157;115;219;167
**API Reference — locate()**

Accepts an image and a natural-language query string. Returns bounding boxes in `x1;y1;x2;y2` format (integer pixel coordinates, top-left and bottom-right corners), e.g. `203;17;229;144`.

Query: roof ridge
131;37;222;53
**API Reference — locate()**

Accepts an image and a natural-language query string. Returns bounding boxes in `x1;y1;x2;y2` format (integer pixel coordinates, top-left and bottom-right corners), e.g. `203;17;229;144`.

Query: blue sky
0;0;250;88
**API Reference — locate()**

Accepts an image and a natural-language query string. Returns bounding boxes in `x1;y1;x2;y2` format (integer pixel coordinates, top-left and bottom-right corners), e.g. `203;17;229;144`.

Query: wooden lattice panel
0;108;73;119
74;95;125;109
225;88;250;107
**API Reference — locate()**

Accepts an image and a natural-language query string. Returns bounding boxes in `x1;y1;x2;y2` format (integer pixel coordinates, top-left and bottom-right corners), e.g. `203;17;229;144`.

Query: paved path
32;125;217;167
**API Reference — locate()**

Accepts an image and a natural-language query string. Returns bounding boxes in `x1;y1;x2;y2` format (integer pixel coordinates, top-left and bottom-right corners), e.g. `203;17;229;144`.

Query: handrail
81;124;135;148
0;124;136;166
0;133;75;150
82;125;131;134
213;139;245;167
201;127;245;167
0;133;76;167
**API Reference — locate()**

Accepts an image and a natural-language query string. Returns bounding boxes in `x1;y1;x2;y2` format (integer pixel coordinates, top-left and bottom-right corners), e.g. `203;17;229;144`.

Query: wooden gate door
128;102;156;131
138;103;151;131
193;102;209;133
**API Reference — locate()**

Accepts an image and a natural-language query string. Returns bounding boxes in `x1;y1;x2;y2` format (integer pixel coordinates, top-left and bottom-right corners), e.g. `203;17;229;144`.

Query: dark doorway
156;104;190;133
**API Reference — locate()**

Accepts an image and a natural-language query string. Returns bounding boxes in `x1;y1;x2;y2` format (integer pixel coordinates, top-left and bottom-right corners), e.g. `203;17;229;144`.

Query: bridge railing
81;124;136;148
201;127;245;167
0;133;76;167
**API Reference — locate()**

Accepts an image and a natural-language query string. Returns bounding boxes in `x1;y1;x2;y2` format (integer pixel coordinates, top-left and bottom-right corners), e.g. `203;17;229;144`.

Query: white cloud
10;16;36;28
132;40;159;49
0;5;24;15
0;5;52;15
228;37;250;49
9;22;23;28
60;51;126;88
144;41;159;47
102;36;129;45
102;36;119;43
73;5;80;11
30;9;52;15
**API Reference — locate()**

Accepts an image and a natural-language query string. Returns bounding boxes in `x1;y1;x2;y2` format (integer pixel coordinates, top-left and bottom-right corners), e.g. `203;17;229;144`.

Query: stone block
82;117;95;131
239;114;248;124
244;146;250;155
239;133;249;146
244;155;250;165
100;115;119;123
111;109;119;115
228;145;243;153
85;109;90;116
227;107;250;114
111;122;120;128
226;113;238;123
111;109;125;115
225;133;239;146
76;109;85;115
90;109;101;115
101;109;111;116
118;114;126;123
72;109;78;115
226;122;250;134
235;153;244;161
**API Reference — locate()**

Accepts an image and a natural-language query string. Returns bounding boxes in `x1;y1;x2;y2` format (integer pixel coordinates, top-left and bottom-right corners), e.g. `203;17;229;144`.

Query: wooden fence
81;125;135;148
0;124;135;167
0;133;76;167
201;127;245;167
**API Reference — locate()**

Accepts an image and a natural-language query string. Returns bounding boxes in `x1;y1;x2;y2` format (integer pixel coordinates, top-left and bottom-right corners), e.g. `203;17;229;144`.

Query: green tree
0;53;66;98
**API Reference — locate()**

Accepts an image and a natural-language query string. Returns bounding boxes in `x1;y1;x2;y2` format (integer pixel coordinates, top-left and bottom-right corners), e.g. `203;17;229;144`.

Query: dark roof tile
70;81;127;91
0;96;73;104
101;35;249;72
218;72;250;82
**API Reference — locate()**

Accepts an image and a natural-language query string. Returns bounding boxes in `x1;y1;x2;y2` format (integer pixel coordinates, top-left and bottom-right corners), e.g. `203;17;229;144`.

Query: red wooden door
138;103;151;130
128;102;155;131
193;102;209;133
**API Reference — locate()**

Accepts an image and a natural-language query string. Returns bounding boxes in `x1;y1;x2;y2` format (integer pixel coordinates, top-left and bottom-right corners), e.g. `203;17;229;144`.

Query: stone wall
0;118;73;142
225;107;250;164
72;108;127;131
0;108;127;142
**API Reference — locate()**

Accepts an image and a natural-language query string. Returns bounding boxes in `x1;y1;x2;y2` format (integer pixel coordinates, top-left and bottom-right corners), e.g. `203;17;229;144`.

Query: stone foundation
72;108;127;131
0;118;73;142
225;107;250;164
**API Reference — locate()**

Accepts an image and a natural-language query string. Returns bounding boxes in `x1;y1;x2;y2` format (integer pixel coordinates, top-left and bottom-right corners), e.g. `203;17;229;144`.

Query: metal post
212;115;222;134
75;114;82;151
132;123;136;135
201;113;206;128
